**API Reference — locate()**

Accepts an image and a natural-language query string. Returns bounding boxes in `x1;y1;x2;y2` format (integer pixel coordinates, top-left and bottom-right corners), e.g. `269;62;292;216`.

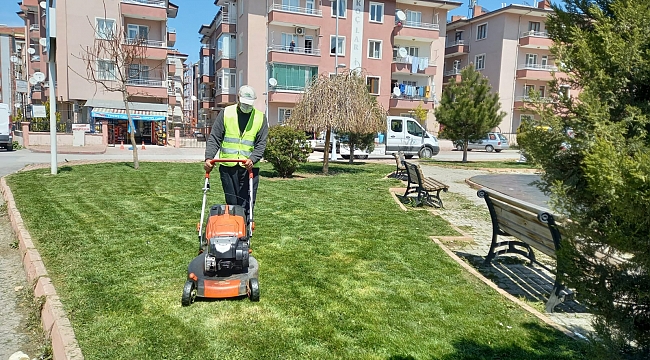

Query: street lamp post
330;0;340;161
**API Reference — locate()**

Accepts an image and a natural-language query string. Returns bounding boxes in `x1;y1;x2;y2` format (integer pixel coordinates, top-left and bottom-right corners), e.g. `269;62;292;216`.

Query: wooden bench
403;161;449;208
478;188;572;312
392;151;406;178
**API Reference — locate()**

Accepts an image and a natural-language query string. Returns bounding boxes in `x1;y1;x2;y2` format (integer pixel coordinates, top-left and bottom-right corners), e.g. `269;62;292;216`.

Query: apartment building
0;26;27;120
182;61;194;125
198;0;462;131
17;0;181;146
443;0;563;140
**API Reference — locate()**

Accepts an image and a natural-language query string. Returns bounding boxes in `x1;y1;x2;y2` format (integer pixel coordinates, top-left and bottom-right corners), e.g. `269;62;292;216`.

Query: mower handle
206;159;253;179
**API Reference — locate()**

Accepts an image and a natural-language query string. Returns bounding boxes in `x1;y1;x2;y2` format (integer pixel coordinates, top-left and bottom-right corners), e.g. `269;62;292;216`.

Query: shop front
89;105;168;146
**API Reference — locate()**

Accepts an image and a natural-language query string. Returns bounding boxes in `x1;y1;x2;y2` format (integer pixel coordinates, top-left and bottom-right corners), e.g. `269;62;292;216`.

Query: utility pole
46;0;58;174
330;0;340;161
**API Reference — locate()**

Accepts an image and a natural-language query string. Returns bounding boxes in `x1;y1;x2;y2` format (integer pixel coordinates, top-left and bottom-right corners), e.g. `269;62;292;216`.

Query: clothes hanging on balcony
418;86;424;97
411;56;419;73
424;86;431;98
399;83;406;95
419;57;429;71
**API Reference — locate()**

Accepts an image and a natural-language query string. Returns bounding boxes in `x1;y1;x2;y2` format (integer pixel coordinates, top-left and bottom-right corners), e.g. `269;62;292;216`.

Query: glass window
455;31;462;42
390;119;403;132
330;36;345;56
526;53;538;66
366;76;380;95
96;19;115;39
278;108;292;125
306;0;315;12
524;84;535;96
331;0;346;17
406;10;421;26
475;54;485;70
217;34;237;59
528;21;540;32
368;40;381;59
407;120;424;137
539;85;546;98
477;23;487;40
369;2;383;22
127;24;148;41
97;60;116;80
270;64;319;91
281;0;299;11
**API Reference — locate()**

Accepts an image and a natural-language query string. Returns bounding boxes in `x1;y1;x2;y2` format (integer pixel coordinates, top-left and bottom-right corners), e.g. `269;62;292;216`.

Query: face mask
239;103;253;113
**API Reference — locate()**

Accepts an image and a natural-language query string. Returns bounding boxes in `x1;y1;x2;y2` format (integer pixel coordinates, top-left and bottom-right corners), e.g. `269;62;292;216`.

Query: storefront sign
350;0;365;73
72;124;91;131
32;105;46;118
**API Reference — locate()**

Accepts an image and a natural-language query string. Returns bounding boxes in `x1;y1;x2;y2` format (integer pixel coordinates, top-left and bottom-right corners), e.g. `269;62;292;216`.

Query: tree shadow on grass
386;322;595;360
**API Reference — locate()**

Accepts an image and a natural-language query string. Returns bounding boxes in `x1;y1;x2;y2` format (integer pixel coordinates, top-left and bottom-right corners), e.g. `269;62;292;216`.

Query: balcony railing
216;87;236;94
396;20;439;30
167;27;176;33
216;50;237;60
518;63;558;71
269;2;322;16
30;55;40;62
443;69;461;76
216;8;236;25
271;84;306;92
391;94;434;101
29;24;40;31
121;0;166;7
520;30;549;38
393;56;436;67
127;77;165;87
125;38;165;47
269;44;320;56
515;95;554;103
445;40;465;48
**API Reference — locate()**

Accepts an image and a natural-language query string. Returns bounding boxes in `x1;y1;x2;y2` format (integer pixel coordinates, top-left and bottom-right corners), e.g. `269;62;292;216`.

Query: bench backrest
403;161;425;186
393;152;406;170
478;189;560;258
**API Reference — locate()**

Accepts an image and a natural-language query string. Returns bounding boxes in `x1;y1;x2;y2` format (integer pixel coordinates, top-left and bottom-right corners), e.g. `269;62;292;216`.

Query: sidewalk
28;145;107;154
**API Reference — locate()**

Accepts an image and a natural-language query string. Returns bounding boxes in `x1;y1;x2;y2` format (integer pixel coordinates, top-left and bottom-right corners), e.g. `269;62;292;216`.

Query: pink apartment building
18;0;181;146
443;0;566;141
198;0;462;131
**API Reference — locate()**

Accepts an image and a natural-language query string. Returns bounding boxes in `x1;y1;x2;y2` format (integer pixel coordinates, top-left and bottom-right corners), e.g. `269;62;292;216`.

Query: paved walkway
418;164;595;339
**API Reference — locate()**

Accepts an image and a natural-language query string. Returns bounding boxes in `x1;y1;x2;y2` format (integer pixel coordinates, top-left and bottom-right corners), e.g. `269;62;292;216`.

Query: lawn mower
182;159;260;306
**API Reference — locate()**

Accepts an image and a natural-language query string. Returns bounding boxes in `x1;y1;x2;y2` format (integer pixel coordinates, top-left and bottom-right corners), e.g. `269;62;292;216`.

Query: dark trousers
219;165;259;219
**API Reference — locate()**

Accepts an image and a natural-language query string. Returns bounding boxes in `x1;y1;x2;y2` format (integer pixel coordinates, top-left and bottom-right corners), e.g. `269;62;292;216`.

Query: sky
0;0;535;63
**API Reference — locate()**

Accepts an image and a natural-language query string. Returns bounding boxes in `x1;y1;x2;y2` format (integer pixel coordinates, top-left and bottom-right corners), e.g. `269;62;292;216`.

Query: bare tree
287;70;386;173
74;3;165;169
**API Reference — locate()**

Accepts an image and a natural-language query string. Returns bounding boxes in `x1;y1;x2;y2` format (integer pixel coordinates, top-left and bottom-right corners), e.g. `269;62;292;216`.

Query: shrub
263;125;311;178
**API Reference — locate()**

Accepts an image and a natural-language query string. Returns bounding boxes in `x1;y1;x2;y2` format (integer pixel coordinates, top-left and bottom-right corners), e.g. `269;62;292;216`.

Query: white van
0;103;13;151
385;116;439;158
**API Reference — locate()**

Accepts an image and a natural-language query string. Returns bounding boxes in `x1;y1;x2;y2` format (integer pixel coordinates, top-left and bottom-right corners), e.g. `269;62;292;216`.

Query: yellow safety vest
219;104;264;167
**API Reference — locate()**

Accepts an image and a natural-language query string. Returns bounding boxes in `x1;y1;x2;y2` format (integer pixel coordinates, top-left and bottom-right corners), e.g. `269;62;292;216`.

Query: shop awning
91;108;167;121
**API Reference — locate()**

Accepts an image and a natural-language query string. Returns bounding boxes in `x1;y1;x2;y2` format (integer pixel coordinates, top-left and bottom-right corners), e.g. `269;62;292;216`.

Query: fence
170;125;212;148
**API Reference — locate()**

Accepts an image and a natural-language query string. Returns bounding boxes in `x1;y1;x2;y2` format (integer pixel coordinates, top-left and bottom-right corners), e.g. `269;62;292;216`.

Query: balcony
123;38;168;59
201;98;215;109
29;24;40;38
445;40;469;58
268;2;322;26
167;61;176;75
268;86;304;103
443;69;462;84
126;77;167;97
513;95;554;109
516;64;559;80
201;74;214;84
167;28;176;47
391;57;436;76
215;57;236;71
268;44;321;66
214;89;236;105
519;31;553;49
201;46;214;57
389;96;435;110
168;95;176;105
120;0;167;20
393;20;440;42
216;8;236;34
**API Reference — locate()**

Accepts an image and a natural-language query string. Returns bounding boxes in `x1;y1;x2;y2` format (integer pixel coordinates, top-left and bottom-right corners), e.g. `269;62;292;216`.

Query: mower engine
203;204;250;274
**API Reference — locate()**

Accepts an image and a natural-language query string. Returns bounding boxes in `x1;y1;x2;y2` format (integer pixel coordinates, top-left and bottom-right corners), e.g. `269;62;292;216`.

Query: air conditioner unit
295;27;305;36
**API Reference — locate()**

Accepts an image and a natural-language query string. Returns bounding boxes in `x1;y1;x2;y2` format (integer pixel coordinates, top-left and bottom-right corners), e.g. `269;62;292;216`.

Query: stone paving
418;164;596;339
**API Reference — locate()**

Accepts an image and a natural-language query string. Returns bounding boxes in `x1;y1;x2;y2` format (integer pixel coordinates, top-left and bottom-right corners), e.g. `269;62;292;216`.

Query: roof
447;3;553;30
0;26;25;38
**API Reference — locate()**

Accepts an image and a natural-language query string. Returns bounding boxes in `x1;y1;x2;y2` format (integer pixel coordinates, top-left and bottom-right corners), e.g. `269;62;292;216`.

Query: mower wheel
181;280;196;306
248;278;260;302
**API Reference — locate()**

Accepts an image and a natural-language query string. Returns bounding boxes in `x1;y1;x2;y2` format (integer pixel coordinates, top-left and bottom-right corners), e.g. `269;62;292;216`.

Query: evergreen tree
434;64;505;162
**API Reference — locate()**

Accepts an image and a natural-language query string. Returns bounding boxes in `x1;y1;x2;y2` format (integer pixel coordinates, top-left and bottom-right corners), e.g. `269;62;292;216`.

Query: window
305;36;313;53
526;53;537;66
330;35;345;56
96;18;115;39
128;64;150;80
282;33;298;51
217;69;236;91
368;40;381;59
454;31;463;42
407;120;424;137
97;60;116;80
278;108;292;125
127;24;148;41
528;21;540;32
390;119;403;132
306;0;315;12
475;54;485;70
239;0;244;15
331;0;346;18
369;2;383;23
405;10;421;26
366;76;380;95
452;60;461;71
524;84;535;96
282;0;299;11
476;23;487;40
541;55;548;67
559;85;570;98
269;64;319;91
538;85;546;98
238;35;243;54
217;34;237;59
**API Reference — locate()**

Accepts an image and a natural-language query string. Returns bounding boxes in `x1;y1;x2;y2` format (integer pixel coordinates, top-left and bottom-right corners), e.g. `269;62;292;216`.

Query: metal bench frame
403;161;449;208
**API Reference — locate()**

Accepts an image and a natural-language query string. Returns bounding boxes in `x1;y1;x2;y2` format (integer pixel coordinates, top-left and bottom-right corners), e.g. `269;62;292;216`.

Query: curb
1;177;85;360
27;148;107;155
464;178;482;191
430;237;579;341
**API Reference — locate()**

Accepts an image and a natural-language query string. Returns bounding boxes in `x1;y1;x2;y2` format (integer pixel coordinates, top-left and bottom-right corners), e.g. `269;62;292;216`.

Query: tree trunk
123;94;139;170
349;138;355;164
323;127;331;174
462;139;468;163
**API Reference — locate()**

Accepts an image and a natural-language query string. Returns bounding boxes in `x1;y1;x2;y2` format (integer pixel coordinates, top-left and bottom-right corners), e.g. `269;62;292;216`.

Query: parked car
0;103;13;151
454;132;509;152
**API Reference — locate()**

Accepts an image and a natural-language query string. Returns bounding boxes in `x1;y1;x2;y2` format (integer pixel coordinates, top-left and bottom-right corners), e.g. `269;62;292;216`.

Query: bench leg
484;236;536;266
545;280;573;313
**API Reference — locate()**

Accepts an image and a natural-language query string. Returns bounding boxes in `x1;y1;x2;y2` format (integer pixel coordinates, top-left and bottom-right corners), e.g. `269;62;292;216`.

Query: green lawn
420;159;539;170
7;162;587;359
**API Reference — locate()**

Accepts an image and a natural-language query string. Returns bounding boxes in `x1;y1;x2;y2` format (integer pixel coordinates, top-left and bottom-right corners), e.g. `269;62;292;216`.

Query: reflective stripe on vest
219;104;264;167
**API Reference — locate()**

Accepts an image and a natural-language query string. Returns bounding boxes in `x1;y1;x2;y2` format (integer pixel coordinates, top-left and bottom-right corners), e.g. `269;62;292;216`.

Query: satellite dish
398;47;408;58
10;55;18;63
29;77;38;85
15;103;22;108
392;87;401;97
39;1;46;9
39;38;47;47
396;10;406;21
34;72;46;82
191;95;197;101
269;78;277;87
27;47;35;55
